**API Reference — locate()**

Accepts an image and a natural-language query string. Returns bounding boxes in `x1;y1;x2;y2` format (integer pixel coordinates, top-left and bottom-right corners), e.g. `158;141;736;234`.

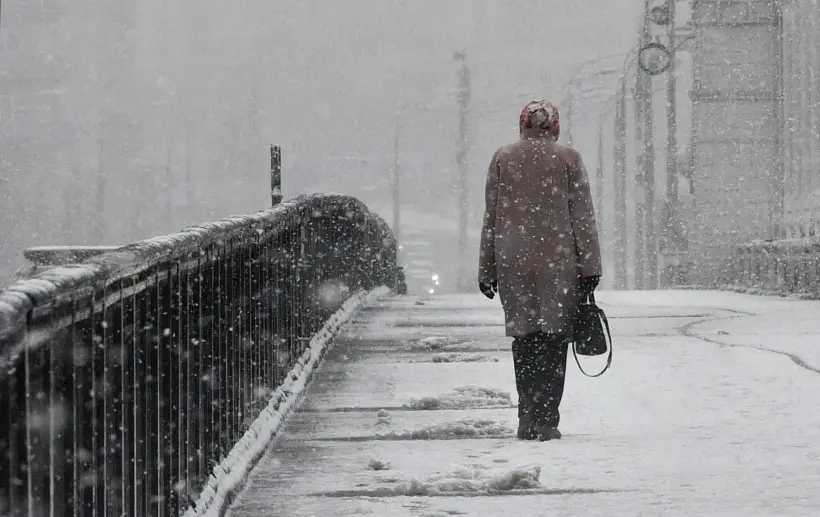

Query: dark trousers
512;332;569;428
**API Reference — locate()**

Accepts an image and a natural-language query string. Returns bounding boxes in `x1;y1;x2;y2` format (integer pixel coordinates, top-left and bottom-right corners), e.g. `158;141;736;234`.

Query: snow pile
377;418;512;441
366;459;391;471
405;386;514;410
184;287;389;517
431;352;499;363
406;336;468;351
376;409;392;426
394;465;542;496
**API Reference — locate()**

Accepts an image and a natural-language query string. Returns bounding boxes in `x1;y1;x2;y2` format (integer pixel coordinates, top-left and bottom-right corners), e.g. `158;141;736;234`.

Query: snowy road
227;291;820;516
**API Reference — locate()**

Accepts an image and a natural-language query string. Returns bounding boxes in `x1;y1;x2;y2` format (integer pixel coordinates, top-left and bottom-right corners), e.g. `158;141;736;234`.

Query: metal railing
0;194;404;517
723;239;820;297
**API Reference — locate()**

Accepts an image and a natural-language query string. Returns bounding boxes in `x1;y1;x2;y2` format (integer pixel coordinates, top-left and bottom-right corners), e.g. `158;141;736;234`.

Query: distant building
689;0;819;284
781;1;820;238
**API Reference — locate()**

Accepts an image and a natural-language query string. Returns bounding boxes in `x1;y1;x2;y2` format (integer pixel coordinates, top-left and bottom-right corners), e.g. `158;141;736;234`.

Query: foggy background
1;0;644;284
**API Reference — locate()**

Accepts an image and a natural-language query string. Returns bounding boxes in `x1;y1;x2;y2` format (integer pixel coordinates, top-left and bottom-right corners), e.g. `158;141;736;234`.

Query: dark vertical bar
160;264;176;517
155;268;167;517
11;344;26;517
226;238;236;453
248;231;260;419
120;279;135;517
271;145;282;206
181;255;194;510
172;257;186;513
104;283;124;517
70;297;88;517
133;271;147;517
202;245;215;487
91;288;105;517
260;231;269;403
25;317;48;517
144;269;159;517
237;236;247;431
296;223;305;355
219;239;230;460
263;232;274;397
49;323;71;517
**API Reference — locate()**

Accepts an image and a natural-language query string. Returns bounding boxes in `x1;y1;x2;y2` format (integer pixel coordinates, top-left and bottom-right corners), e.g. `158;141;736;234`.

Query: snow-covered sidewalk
228;291;820;516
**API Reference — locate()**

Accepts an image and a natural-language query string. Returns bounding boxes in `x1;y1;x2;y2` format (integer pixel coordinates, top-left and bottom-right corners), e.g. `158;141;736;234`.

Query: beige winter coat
478;128;602;337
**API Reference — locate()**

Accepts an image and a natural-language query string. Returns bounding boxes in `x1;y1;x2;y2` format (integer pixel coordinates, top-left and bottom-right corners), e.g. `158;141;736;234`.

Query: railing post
270;145;282;206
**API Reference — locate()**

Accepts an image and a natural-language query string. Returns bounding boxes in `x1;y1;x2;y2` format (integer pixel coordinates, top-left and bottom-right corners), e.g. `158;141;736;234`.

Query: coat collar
521;128;554;140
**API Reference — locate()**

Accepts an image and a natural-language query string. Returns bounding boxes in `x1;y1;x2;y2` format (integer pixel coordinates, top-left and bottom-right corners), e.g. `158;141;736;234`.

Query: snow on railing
722;238;820;298
0;194;404;517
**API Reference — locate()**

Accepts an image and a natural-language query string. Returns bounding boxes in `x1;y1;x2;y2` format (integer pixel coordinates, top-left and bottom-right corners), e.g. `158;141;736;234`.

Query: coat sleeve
478;149;502;284
568;151;603;278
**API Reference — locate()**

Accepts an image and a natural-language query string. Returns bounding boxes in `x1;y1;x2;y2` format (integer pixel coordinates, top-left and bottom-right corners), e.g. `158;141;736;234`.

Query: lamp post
638;0;693;287
663;0;682;287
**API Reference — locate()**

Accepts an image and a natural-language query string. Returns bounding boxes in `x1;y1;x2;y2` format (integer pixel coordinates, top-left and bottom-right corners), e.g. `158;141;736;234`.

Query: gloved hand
479;280;498;300
580;275;600;297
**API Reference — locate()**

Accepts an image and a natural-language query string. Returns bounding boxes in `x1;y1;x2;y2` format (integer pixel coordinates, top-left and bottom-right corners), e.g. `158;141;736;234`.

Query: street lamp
638;0;688;286
560;53;630;147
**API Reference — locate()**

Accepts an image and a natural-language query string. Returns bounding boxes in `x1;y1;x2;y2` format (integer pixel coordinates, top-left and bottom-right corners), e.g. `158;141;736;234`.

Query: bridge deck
227;291;820;516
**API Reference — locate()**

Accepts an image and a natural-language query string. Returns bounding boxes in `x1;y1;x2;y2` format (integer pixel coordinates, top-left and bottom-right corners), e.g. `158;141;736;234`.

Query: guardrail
722;238;820;297
0;194;403;517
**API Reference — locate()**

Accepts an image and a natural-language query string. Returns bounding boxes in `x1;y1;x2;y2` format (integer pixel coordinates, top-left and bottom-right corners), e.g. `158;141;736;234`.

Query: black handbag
572;293;613;377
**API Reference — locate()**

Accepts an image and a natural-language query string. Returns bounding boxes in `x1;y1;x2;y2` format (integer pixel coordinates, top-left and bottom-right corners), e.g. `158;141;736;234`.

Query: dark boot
512;334;537;440
517;414;536;440
534;425;562;441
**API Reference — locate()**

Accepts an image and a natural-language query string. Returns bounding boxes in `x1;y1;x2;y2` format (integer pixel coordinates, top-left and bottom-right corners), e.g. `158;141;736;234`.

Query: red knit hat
520;100;560;134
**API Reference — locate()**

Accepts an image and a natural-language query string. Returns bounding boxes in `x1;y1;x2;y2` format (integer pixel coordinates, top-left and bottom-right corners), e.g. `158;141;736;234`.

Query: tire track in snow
677;309;820;375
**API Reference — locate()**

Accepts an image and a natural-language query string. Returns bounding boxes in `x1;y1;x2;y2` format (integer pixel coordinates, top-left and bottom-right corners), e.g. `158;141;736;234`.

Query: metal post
565;91;574;148
454;51;471;293
270;145;282;206
640;4;658;289
614;83;628;290
632;79;646;290
663;0;680;286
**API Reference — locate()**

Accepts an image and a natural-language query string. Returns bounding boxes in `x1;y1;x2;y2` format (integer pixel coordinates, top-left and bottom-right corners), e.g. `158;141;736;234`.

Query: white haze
0;0;642;281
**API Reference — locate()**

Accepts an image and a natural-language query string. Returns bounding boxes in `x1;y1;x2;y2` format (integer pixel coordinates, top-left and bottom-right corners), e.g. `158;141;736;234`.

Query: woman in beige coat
478;100;602;441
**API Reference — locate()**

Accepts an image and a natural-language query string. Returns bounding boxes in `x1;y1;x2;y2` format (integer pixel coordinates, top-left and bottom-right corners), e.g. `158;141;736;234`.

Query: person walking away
477;100;602;441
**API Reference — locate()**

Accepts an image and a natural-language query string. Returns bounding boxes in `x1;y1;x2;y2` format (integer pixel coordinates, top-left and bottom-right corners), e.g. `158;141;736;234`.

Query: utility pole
454;50;471;293
614;82;628;290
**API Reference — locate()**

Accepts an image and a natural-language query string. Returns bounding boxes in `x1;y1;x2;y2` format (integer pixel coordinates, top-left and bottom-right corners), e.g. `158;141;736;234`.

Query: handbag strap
571;299;613;378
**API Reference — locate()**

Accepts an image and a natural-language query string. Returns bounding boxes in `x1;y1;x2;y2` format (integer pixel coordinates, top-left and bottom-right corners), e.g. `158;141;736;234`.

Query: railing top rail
737;238;820;253
0;193;382;344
